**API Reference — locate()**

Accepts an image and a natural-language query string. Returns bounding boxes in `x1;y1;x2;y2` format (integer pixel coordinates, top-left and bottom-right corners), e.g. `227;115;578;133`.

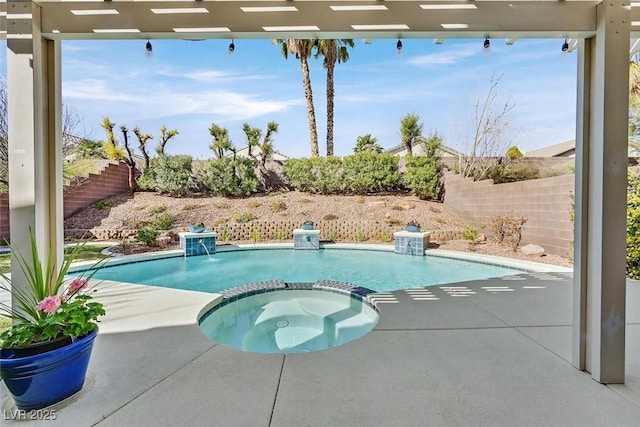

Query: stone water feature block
179;231;217;256
393;231;431;256
293;229;320;250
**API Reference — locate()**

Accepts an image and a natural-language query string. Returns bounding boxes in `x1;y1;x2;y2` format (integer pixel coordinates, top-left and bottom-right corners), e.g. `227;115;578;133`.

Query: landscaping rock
520;244;545;257
368;201;386;208
399;201;415;210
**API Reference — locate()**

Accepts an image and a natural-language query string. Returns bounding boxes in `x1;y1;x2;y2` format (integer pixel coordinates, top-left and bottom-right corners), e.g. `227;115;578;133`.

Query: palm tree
400;113;423;157
315;39;354;156
273;39;319;157
354;134;383;153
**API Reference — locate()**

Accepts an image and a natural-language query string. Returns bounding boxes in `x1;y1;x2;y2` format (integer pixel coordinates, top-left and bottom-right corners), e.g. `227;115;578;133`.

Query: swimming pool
86;248;524;293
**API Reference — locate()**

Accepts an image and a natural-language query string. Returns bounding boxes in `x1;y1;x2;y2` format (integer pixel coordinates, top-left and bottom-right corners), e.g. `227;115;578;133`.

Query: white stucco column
7;1;63;289
573;1;629;384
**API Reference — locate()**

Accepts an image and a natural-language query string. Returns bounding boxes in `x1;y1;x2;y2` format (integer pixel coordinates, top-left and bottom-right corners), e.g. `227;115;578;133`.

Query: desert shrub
246;200;261;208
323;213;338;220
250;229;261;243
148;205;167;214
275;229;287;240
380;229;391;243
404;156;443;200
196;157;258;197
343;152;400;193
354;230;365;243
232;211;254;223
283;157;344;193
506;146;524;158
182;203;202;211
152;213;175;230
486;163;540;184
270;200;287;213
489;214;527;250
137;226;159;246
628;173;640;279
462;226;480;251
218;226;231;243
329;230;339;243
138;154;193;196
94;199;113;210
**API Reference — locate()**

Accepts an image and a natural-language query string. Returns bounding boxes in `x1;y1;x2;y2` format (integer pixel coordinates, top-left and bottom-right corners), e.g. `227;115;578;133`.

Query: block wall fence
443;172;575;256
0;161;130;241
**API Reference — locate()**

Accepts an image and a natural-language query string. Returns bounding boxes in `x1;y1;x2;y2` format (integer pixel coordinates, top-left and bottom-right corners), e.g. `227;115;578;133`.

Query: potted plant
302;220;314;231
188;222;206;233
0;231;105;410
405;220;421;232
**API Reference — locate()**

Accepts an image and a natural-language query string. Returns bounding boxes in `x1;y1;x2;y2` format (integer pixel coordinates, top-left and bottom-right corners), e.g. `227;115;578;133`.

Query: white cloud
408;44;479;65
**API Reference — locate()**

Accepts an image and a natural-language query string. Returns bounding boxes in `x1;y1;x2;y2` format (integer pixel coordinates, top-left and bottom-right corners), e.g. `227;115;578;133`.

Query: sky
4;37;578;159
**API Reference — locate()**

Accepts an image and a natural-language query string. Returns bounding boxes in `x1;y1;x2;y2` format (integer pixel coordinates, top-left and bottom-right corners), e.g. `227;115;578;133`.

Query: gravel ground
65;191;573;268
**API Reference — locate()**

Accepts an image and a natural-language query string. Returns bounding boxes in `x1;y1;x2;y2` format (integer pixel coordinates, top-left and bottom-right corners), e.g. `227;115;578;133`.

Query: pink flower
68;278;87;294
36;296;62;314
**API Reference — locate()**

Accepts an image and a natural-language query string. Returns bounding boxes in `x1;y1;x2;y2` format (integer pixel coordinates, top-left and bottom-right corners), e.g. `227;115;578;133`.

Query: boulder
520;244;545;257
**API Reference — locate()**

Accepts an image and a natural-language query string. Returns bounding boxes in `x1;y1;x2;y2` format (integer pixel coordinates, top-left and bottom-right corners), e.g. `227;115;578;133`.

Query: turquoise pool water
199;289;379;353
88;249;522;293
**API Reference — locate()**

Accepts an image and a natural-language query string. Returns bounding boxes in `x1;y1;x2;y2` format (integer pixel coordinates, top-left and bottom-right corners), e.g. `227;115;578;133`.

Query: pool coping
68;242;572;274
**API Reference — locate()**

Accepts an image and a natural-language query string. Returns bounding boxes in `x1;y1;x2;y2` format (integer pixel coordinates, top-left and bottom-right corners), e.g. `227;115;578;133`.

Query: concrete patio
2;265;640;426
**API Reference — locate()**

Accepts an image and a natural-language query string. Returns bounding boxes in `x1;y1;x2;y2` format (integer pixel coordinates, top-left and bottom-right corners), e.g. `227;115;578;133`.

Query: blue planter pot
302;223;314;230
188;226;206;233
0;329;98;410
405;225;421;232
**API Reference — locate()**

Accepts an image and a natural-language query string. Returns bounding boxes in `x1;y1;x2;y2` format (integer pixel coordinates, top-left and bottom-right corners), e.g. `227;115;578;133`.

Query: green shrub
152;213;175;230
232;211;254;223
94;199;113;210
137;226;160;246
343;152;400;193
380;229;391;243
628;173;640;279
506;146;524;158
148;205;167;214
250;229;261;243
329;230;339;243
218;227;231;243
323;213;338;220
486;163;540;184
283;157;344;193
354;230;365;243
275;229;288;240
404;156;443;200
138;154;193;196
196;157;258;196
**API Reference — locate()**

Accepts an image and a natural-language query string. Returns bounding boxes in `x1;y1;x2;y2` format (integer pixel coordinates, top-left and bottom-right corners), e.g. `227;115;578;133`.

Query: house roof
385;140;463;157
525;140;576;157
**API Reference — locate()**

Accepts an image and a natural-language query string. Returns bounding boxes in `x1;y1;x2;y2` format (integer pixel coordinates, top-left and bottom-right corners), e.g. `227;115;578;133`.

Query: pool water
199;289;379;353
89;249;522;293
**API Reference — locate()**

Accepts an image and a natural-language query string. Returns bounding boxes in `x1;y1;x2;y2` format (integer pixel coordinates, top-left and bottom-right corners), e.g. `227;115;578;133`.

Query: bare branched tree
459;74;516;180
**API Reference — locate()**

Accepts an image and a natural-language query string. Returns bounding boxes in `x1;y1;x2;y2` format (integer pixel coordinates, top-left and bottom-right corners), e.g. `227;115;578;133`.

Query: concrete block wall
63;162;130;218
1;161;131;241
443;172;575;256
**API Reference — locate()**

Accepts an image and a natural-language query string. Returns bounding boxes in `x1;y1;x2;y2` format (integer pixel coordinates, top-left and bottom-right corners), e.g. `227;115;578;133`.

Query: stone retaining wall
66;221;463;244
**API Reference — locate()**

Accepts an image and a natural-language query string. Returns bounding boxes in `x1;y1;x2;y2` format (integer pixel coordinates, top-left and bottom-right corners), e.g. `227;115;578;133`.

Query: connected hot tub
198;281;379;354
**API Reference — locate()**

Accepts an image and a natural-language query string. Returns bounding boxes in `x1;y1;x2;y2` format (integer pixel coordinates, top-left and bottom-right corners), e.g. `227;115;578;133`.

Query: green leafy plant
380;229;391;243
0;231;106;348
138;154;194;196
463;226;480;251
250;229;261;243
354;230;365;243
94;199;112;210
218;227;231;243
232;211;254;223
152;213;175;230
275;229;287;240
148;205;167;214
329;230;339;243
137;226;160;246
